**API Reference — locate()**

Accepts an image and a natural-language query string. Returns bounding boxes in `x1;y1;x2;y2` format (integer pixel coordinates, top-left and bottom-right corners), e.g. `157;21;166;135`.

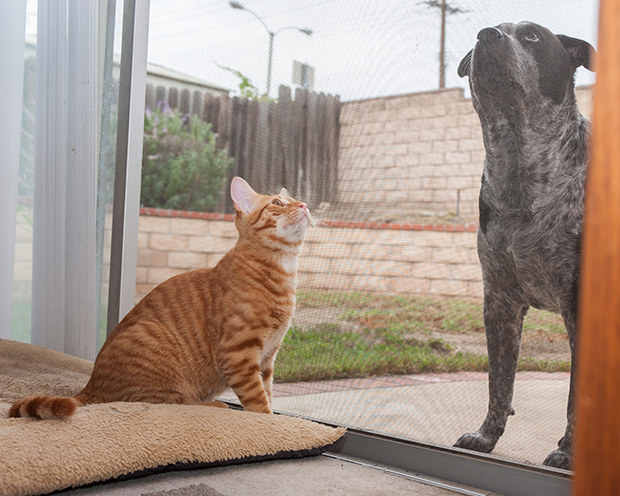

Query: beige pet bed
0;339;345;496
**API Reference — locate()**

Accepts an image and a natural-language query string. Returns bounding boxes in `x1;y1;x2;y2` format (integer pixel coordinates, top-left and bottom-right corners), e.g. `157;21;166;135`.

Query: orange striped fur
9;177;312;419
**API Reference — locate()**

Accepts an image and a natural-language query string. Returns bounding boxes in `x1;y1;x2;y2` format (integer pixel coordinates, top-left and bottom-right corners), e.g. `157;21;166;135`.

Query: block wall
337;86;593;221
136;212;481;302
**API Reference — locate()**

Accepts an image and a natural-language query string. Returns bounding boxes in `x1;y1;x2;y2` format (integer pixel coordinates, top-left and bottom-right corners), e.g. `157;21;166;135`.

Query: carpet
0;339;346;496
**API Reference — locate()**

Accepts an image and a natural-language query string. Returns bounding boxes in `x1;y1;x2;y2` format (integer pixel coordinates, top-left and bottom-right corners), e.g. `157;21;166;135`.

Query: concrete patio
54;372;570;495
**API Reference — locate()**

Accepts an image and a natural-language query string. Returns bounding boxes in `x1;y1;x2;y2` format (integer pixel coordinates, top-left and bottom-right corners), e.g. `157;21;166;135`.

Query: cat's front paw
251;406;272;414
240;401;273;414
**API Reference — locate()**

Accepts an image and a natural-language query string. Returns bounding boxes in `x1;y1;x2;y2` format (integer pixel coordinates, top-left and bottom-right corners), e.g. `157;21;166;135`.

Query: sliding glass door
4;0;146;360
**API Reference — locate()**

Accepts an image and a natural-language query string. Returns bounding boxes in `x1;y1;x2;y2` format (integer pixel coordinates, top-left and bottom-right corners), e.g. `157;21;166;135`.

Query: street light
230;1;313;97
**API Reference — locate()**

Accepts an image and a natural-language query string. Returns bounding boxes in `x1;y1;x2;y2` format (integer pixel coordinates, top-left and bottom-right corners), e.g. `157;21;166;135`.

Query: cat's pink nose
299;203;307;210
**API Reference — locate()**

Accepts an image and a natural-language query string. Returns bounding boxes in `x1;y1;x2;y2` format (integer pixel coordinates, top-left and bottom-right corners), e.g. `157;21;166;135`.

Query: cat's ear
279;187;289;197
231;177;260;214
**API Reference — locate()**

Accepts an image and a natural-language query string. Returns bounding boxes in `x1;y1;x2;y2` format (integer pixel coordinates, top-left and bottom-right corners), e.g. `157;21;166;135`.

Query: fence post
168;87;179;109
179;89;190;115
325;94;341;202
191;90;202;116
217;93;230;151
145;83;155;111
155;85;166;106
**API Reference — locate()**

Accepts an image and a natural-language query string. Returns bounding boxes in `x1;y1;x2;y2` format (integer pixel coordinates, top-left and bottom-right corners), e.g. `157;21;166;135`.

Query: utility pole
421;0;468;89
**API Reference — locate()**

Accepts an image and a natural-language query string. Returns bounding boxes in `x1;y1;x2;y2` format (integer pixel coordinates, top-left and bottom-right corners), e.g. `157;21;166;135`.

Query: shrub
141;102;233;212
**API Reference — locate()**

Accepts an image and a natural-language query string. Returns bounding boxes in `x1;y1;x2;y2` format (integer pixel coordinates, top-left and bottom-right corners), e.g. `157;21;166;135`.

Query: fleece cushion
0;339;345;496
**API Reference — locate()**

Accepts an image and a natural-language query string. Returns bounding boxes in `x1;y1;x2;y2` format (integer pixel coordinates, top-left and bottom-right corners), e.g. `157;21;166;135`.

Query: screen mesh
142;0;599;470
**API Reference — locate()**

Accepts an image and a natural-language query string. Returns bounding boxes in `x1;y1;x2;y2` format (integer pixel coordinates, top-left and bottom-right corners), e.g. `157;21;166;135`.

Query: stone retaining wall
136;210;481;302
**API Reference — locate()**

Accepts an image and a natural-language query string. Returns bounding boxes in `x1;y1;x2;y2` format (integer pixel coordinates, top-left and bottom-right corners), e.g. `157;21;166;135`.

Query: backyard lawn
275;290;570;383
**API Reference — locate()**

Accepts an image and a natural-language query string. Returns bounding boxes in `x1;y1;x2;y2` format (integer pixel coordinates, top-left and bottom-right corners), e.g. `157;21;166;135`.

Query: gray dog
454;22;595;470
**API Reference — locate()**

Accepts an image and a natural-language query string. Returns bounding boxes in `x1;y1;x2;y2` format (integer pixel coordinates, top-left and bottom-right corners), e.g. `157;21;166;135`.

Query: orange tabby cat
9;177;312;420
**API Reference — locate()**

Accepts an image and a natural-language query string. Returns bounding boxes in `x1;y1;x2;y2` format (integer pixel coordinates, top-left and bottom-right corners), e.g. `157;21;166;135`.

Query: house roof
144;61;230;94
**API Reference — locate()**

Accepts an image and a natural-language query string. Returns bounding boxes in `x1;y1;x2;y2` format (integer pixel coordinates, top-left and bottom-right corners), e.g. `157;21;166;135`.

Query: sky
22;0;599;102
144;0;599;101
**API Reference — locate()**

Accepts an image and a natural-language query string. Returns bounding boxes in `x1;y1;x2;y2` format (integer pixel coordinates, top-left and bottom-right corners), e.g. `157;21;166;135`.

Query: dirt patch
292;307;347;328
521;329;571;362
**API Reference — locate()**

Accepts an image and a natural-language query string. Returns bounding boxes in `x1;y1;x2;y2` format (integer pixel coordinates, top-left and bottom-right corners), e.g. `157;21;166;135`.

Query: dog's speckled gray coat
454;22;595;470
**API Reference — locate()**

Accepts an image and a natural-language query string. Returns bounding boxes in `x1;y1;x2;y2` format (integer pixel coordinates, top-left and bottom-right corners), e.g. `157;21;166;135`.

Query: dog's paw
543;449;571;470
453;432;497;453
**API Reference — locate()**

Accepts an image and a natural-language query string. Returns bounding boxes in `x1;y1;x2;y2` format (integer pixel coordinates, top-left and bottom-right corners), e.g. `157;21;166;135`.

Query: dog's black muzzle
477;27;502;44
458;27;508;80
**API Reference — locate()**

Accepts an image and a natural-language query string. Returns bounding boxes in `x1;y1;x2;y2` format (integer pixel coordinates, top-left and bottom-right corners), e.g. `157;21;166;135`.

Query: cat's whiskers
312;218;333;229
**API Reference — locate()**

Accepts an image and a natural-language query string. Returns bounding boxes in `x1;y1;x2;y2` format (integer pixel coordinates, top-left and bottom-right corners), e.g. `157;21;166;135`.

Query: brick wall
136;211;481;302
336;86;593;222
136;212;239;301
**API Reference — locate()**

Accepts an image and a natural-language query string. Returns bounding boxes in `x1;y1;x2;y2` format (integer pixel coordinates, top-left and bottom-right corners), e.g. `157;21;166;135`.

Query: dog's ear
557;35;596;72
458;49;473;78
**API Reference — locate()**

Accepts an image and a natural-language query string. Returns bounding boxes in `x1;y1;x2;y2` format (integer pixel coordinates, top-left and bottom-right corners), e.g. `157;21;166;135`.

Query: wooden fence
144;84;341;212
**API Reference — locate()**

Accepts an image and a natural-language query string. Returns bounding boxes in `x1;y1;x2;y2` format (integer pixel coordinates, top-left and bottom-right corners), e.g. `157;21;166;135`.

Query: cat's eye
271;199;283;206
524;31;539;42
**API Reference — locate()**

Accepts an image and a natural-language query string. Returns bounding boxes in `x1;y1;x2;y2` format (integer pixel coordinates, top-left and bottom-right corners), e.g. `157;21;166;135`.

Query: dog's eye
524;31;539;42
271;199;283;206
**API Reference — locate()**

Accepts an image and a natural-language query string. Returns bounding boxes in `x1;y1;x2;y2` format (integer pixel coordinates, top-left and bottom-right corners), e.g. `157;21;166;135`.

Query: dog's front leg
455;293;527;454
542;306;577;470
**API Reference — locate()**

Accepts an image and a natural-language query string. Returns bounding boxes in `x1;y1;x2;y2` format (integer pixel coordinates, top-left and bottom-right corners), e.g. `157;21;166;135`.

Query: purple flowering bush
141;102;233;212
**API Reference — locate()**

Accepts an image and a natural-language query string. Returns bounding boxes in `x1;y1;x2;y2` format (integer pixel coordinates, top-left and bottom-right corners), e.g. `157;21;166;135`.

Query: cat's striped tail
8;396;84;420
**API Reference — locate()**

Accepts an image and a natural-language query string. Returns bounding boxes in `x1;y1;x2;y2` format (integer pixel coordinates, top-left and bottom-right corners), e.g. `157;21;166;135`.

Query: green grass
275;323;488;382
273;290;570;383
